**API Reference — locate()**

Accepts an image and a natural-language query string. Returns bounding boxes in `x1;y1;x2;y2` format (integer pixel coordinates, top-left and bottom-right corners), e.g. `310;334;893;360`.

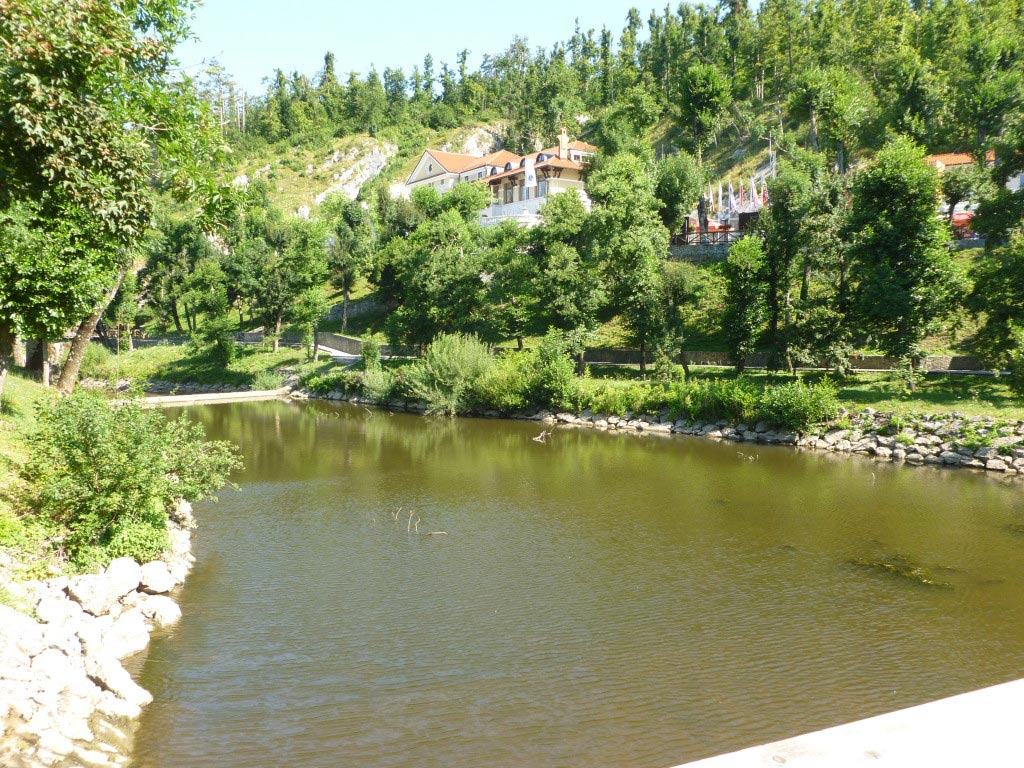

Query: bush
191;316;239;367
79;342;114;378
580;382;657;417
682;378;759;423
361;367;396;402
757;378;840;431
533;332;580;411
473;351;536;412
302;369;362;395
361;335;382;371
21;393;241;568
251;370;285;391
402;333;493;415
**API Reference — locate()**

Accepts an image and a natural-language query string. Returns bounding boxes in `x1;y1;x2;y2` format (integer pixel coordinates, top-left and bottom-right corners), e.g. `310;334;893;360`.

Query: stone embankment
0;501;197;768
309;390;1024;478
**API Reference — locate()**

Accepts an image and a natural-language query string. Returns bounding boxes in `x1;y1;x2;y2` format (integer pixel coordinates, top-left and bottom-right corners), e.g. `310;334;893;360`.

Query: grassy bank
0;374;58;584
584;366;1024;421
80;343;335;390
1;367;241;587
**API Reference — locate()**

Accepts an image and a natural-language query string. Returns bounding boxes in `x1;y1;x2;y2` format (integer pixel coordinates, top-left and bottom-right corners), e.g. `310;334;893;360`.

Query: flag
750;177;756;207
708;182;714;212
762;181;768;205
524;156;537;189
718;181;723;214
728;180;736;212
739;178;745;208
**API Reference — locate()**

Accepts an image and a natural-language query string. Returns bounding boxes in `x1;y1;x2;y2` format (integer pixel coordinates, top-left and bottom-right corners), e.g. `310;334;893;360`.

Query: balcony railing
671;230;747;246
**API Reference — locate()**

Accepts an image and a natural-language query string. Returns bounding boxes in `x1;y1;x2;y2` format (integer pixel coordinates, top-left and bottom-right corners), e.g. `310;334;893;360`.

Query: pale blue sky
176;0;653;94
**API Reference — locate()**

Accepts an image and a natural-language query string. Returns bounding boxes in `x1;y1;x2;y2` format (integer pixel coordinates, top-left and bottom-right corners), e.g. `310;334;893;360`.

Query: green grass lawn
80;342;336;389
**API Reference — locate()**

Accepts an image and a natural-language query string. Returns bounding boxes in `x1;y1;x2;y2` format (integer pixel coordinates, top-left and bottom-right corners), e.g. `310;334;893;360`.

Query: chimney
558;128;569;161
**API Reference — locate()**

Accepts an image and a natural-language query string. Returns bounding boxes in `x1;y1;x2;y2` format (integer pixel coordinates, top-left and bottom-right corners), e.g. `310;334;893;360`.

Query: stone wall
0;501;197;768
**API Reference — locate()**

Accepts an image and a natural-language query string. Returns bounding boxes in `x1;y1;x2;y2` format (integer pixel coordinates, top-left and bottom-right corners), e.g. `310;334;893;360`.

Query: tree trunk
238;303;245;329
680;354;691;379
576;349;586;376
809;107;819;152
312;324;320;362
56;267;128;395
342;288;350;333
40;339;51;388
13;336;26;367
170;301;184;335
837;141;846;175
801;254;811;302
0;321;14;401
127;331;134;352
639;340;647;375
516;336;524;351
784;289;794;376
273;316;282;353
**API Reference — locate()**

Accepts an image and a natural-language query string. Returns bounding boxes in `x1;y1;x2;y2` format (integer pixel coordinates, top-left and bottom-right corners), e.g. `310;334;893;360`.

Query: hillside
226;122;509;215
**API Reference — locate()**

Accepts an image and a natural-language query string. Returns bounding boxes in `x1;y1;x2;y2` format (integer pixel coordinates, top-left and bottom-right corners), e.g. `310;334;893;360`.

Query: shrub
533;331;580;411
302;369;362;395
402;333;493;415
361;335;382;371
79;342;114;378
251;370;285;391
757;378;840;431
191;316;239;367
361;367;396;402
683;378;759;423
22;393;241;568
473;350;536;412
581;382;656;417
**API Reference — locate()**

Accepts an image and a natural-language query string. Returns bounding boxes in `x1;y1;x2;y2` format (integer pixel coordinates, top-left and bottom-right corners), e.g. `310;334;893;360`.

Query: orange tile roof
925;150;995;168
425;150;483;174
460;149;522;174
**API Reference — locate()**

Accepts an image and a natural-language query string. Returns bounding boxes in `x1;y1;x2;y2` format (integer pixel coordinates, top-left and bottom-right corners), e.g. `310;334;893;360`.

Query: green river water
127;399;1024;767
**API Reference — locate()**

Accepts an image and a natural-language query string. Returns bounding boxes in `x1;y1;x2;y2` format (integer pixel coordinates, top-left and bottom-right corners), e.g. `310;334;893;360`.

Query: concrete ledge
139;388;290;408
674;678;1024;767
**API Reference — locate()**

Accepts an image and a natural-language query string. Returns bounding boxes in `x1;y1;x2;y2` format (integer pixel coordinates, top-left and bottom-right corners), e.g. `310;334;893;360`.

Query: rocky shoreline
0;501;197;768
306;389;1024;478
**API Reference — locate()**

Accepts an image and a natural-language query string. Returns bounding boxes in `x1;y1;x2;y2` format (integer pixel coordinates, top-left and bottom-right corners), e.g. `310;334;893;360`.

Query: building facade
406;129;596;227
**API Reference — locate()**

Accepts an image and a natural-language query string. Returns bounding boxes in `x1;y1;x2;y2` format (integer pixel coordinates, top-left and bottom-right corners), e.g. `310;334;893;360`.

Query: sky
175;0;651;95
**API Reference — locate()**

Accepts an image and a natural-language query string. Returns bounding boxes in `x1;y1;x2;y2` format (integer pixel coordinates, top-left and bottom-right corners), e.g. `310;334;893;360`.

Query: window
538;180;548;197
428;163;433;173
520;185;530;201
478;171;483;179
504;186;514;204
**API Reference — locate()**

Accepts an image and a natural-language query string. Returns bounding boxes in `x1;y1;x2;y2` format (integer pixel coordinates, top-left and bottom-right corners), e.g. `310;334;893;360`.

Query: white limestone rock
85;653;152;709
67;559;141;616
139;561;176;594
138;595;182;628
0;605;45;657
102;610;151;660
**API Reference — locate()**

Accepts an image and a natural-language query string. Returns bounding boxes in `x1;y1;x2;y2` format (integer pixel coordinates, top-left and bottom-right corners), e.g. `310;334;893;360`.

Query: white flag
524;157;537;189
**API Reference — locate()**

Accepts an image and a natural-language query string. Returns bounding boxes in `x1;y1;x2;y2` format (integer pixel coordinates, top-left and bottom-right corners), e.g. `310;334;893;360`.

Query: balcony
480;196;547;227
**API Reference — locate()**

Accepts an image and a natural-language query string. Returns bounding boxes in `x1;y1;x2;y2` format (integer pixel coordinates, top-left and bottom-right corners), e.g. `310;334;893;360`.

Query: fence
580;348;987;372
99;331;303;351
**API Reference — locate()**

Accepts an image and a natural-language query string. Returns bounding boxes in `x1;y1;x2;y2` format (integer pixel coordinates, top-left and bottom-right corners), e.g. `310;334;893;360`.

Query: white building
406;129;597;227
